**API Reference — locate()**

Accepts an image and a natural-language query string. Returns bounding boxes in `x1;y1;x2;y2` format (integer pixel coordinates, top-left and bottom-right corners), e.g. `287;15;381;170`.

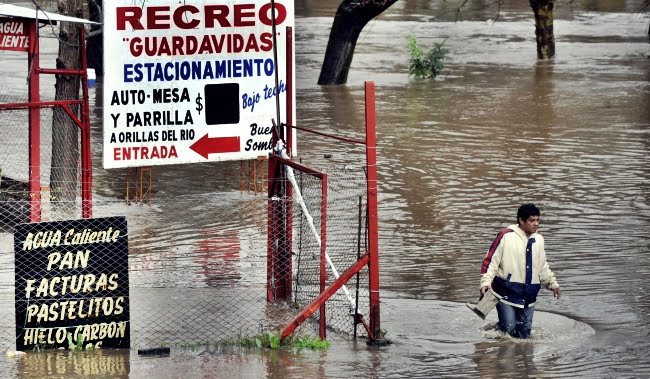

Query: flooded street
1;0;649;377
288;3;650;376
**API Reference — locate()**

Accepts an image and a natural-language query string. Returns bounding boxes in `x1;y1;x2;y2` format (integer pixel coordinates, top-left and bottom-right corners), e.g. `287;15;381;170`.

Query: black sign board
14;216;129;350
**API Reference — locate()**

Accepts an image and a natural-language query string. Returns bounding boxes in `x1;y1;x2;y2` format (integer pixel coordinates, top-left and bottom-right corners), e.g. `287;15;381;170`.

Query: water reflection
13;350;129;378
533;60;556;124
193;228;242;285
473;341;538;377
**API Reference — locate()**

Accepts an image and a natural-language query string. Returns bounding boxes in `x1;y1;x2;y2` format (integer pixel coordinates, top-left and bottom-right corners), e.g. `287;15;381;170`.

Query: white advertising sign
102;0;295;168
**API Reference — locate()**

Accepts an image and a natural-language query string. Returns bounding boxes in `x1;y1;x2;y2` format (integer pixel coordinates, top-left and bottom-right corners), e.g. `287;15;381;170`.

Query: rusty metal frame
270;81;382;343
0;22;92;221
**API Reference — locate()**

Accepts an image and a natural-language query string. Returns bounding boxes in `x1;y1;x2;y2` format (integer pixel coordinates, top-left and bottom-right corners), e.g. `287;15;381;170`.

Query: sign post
102;1;296;169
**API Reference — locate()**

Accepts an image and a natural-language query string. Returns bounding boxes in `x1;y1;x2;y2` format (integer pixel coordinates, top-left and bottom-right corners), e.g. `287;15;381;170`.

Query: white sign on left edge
102;0;295;169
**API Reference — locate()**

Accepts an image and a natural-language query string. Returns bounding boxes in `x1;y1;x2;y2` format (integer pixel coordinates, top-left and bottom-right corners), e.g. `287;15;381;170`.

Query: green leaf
270;335;281;349
406;35;449;79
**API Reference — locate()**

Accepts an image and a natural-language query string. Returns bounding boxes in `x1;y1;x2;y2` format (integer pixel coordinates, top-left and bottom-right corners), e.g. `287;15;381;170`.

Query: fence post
27;20;41;223
365;81;381;340
283;26;295;301
286;26;293;157
319;174;328;339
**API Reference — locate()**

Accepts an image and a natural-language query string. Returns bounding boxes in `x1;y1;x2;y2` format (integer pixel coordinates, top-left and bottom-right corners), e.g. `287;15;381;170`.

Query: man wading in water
479;203;561;338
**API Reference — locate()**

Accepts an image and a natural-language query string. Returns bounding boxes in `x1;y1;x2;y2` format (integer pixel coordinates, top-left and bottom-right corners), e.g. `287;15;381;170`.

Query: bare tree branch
426;0;503;23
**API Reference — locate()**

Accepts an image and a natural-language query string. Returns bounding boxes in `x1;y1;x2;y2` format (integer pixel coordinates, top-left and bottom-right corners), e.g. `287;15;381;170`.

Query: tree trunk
51;0;82;207
318;0;398;85
530;0;555;59
86;0;103;75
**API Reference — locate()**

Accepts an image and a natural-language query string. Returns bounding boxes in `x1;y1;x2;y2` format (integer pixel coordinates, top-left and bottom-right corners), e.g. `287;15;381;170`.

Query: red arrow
190;134;240;158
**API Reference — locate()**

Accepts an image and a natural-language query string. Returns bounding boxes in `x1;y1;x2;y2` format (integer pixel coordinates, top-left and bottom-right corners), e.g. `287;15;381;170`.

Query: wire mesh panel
2;143;376;350
317;157;370;337
267;156;328;336
0;95;84;226
1;169;282;351
0;77;277;349
268;142;374;340
0;106;30;227
291;171;325;310
93;180;283;349
0;109;84;219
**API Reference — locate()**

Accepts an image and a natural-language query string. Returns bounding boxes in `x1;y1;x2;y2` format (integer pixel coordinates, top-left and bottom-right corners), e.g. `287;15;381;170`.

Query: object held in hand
466;289;502;319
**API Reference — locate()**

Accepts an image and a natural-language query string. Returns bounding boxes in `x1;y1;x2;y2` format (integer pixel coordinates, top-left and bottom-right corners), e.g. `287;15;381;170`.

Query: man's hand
553;287;561;299
480;285;491;296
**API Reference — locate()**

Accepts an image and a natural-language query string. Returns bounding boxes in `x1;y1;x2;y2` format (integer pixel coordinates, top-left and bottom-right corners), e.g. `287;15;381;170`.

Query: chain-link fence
1;159;372;351
2;134;376;352
1;68;92;349
0;104;84;224
1;39;380;351
266;148;372;341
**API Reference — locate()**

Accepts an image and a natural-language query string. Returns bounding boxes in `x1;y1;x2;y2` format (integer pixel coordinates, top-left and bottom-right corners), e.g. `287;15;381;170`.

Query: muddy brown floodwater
1;0;649;377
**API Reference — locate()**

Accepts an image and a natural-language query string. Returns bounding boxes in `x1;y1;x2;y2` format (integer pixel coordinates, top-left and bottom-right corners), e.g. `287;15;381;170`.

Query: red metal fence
0;19;91;224
267;82;383;343
1;84;383;351
0;16;382;348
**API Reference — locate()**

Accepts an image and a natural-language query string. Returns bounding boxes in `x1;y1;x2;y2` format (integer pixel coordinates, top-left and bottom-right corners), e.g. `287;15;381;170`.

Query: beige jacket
480;224;559;307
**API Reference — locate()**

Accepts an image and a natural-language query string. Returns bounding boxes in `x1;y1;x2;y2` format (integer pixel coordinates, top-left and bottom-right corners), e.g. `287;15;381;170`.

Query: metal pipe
365;81;381;340
354;195;362;338
28;20;41;223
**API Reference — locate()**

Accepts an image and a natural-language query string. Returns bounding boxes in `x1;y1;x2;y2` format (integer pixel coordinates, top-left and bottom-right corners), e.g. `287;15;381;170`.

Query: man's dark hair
517;203;540;222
